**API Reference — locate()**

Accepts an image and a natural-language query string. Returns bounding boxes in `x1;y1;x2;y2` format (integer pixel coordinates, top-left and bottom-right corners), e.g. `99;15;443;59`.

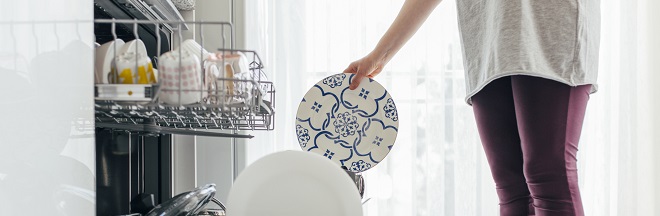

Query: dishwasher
92;1;275;215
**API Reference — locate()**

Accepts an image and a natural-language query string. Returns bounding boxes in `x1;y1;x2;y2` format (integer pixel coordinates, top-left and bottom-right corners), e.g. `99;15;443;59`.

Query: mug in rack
216;52;249;75
214;52;266;103
176;39;230;102
109;52;157;84
158;50;205;105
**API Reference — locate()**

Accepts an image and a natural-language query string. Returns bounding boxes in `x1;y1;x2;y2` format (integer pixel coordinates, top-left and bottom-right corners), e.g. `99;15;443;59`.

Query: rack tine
123;113;137;124
221;23;227;56
228;116;235;129
111;19;118;83
99;111;111;119
133;19;140;40
154;23;162;104
111;19;117;40
199;20;205;102
210;118;218;128
151;111;170;126
191;111;203;127
229;22;234;49
155;23;161;57
177;23;183;107
171;110;186;127
133;19;140;79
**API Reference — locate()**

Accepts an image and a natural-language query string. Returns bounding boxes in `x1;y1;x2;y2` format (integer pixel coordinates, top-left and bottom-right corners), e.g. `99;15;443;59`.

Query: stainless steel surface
146;184;216;216
94;0;175;59
96;122;255;138
345;169;365;198
196;209;226;216
210;197;227;211
143;0;188;28
196;197;227;216
94;0;186;32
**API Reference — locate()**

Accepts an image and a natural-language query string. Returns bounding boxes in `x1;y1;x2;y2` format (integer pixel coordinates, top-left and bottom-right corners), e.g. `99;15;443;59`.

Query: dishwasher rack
94;19;275;137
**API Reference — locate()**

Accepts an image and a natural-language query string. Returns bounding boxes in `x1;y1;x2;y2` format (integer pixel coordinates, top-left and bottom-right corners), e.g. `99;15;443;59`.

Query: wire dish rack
94;19;275;137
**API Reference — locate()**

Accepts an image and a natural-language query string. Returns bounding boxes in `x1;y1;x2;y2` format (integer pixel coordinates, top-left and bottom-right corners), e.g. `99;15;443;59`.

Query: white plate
296;73;399;172
94;39;124;83
226;151;363;216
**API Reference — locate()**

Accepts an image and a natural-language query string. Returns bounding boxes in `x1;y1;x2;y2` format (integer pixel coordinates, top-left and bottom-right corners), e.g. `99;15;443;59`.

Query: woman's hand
343;53;386;90
342;0;442;90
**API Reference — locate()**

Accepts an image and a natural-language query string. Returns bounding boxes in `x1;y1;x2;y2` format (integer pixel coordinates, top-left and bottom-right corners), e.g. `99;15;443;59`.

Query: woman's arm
345;0;442;90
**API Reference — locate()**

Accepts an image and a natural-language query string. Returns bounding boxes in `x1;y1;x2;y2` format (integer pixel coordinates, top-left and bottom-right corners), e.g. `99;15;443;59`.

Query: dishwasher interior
93;1;275;215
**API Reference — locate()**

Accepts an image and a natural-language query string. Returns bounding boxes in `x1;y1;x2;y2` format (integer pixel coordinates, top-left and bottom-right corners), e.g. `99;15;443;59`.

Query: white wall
173;135;197;195
648;0;660;212
195;0;246;49
0;0;95;215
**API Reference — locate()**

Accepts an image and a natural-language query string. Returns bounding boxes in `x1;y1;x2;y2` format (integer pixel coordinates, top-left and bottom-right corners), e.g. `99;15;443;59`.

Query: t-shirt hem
464;72;598;106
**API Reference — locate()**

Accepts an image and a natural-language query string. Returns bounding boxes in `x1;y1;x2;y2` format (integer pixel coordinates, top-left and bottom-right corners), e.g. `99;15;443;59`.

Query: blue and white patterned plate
296;73;398;173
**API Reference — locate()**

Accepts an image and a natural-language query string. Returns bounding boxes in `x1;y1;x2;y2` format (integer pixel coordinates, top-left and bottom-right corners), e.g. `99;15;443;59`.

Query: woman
344;0;600;215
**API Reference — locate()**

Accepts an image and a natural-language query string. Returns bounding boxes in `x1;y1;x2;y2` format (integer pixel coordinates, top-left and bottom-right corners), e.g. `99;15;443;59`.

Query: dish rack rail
94;19;275;133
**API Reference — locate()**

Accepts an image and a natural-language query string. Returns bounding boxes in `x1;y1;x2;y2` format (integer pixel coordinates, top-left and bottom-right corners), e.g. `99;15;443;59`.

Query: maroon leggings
471;76;591;216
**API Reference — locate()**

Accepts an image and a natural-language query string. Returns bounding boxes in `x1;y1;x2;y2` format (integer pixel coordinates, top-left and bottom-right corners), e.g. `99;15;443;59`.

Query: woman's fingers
345;56;383;90
349;66;369;90
343;62;358;74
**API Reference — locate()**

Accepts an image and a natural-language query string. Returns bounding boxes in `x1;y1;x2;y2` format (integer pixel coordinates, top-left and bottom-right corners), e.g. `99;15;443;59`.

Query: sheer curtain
243;0;660;215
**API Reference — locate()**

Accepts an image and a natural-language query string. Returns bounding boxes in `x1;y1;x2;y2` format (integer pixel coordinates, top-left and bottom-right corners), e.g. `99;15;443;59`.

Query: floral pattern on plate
296;125;311;148
296;73;398;172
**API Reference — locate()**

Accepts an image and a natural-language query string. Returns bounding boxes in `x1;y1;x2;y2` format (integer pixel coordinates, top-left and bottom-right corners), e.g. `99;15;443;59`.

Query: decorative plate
296;73;399;173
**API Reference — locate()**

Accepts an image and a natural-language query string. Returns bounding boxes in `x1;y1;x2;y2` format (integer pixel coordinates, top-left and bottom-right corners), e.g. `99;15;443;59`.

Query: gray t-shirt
456;0;600;105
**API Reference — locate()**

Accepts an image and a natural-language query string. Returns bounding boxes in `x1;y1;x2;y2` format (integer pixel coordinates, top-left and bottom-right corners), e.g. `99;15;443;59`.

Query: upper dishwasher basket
94;19;275;137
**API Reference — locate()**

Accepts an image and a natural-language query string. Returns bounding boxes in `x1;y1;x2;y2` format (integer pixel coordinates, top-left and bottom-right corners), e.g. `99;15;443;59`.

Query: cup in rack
178;39;224;96
215;51;264;102
176;40;237;104
109;52;157;84
158;50;205;105
216;51;250;75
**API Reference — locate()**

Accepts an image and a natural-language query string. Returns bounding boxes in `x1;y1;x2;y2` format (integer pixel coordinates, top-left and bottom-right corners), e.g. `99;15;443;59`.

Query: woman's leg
511;75;591;216
472;77;534;215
